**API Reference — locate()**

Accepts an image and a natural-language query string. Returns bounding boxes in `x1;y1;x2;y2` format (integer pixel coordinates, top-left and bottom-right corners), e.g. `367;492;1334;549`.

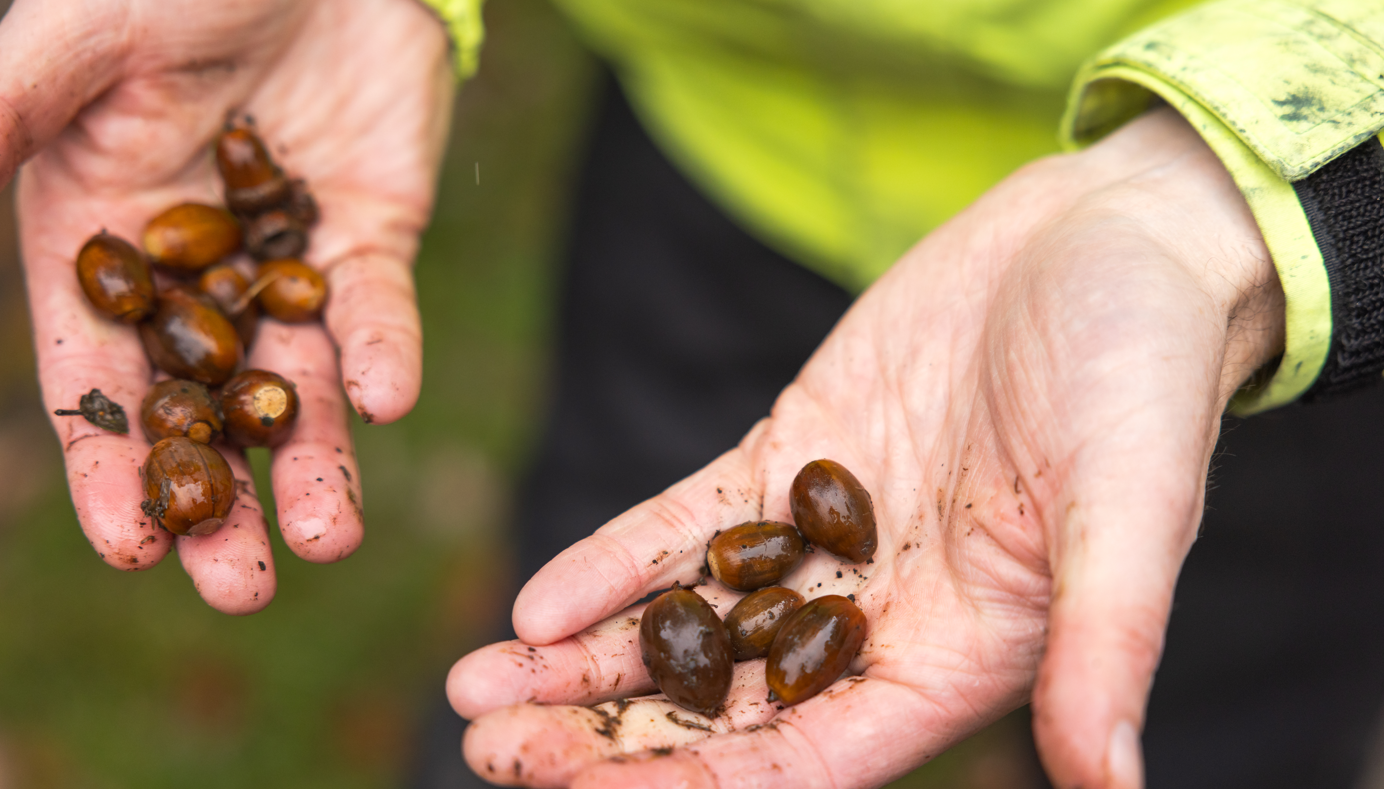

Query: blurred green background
0;1;1044;787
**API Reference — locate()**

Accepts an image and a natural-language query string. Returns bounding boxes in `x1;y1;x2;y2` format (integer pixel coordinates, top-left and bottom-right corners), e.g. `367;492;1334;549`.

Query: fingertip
447;645;531;720
278;513;362;564
341;336;419;425
464;704;617;788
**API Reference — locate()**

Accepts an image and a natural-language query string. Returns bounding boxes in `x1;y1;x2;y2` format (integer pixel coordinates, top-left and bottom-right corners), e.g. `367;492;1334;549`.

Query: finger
18;173;177;569
1027;377;1216;788
0;0;127;185
175;445;276;615
319;214;424;427
252;320;363;563
570;676;958;789
512;447;766;646
448;606;657;720
464;662;776;789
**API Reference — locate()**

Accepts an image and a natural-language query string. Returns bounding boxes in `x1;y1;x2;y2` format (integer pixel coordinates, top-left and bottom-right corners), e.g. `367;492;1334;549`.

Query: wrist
1073;108;1286;403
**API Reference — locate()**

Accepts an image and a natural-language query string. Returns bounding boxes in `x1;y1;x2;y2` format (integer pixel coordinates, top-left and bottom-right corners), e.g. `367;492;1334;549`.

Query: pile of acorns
58;120;324;538
639;459;874;716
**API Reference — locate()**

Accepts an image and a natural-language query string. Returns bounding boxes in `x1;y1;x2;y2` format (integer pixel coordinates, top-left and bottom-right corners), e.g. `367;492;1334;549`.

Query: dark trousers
412;77;1384;789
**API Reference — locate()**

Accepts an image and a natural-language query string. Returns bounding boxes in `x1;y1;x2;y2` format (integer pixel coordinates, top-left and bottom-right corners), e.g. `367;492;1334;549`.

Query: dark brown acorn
140;379;223;444
75;232;155;323
141;437;235;536
724;587;805;661
216;125;291;215
255;258;326;323
765;595;867;706
639;584;734;717
142;203;241;273
138;287;242;386
243;209;307;261
220;369;299;447
789;459;878;563
706;521;805;592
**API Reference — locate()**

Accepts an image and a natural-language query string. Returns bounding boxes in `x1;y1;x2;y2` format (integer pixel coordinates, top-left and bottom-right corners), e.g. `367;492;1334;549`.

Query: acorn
141;437;235;536
216;124;291;215
254;258;326;323
75;232;154;323
138;287;242;385
639;584;734;716
765;595;867;706
142;203;241;273
724;587;805;661
706;521;805;592
220;369;299;447
140;379;223;444
242;208;307;261
197;263;259;348
789;460;878;563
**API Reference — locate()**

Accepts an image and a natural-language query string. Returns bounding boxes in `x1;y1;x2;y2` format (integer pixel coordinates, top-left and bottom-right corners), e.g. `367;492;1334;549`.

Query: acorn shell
724;587;805;661
75;233;155;323
141;437;235;536
789;460;878;563
142;203;242;273
140;379;223;444
639;585;733;716
138;288;243;385
765;595;867;705
706;521;805;592
220;369;299;447
255;259;326;323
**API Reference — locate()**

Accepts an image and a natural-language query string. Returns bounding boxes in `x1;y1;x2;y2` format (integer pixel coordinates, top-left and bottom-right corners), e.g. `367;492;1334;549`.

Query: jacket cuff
1060;0;1384;414
415;0;486;80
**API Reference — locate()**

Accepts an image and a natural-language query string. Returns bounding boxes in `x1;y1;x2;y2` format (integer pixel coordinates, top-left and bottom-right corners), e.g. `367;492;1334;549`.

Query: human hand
0;0;453;613
445;107;1285;788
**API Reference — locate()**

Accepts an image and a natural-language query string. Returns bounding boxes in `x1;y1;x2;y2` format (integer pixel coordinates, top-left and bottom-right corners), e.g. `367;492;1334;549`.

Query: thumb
0;0;127;185
1030;395;1218;789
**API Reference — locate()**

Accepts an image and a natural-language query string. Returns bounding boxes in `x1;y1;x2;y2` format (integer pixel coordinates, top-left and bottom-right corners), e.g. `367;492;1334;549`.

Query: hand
0;0;453;613
445;107;1285;788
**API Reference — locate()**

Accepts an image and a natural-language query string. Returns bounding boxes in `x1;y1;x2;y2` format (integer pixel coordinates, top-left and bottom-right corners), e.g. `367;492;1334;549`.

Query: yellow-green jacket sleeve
1062;0;1384;414
416;0;486;79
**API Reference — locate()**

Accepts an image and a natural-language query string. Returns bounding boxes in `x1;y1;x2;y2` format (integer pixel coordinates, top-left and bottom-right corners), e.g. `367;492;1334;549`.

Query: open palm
448;109;1286;788
1;0;452;612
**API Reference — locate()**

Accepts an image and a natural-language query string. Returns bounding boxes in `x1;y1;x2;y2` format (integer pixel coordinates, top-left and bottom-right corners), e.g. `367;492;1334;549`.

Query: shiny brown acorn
255;259;326;323
765;594;867;705
75;232;155;323
639;584;734;716
142;203;241;273
216;124;291;215
243;208;307;261
140;379;223;444
789;459;877;563
724;587;805;661
138;287;242;386
197;263;259;347
141;437;235;536
220;369;299;447
706;521;805;592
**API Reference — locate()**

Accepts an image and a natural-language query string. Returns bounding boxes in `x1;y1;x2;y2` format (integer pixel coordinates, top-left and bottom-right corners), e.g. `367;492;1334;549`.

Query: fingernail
1107;720;1144;789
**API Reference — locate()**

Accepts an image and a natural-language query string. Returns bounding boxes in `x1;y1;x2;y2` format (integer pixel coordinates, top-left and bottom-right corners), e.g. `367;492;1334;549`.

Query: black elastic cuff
1296;135;1384;402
